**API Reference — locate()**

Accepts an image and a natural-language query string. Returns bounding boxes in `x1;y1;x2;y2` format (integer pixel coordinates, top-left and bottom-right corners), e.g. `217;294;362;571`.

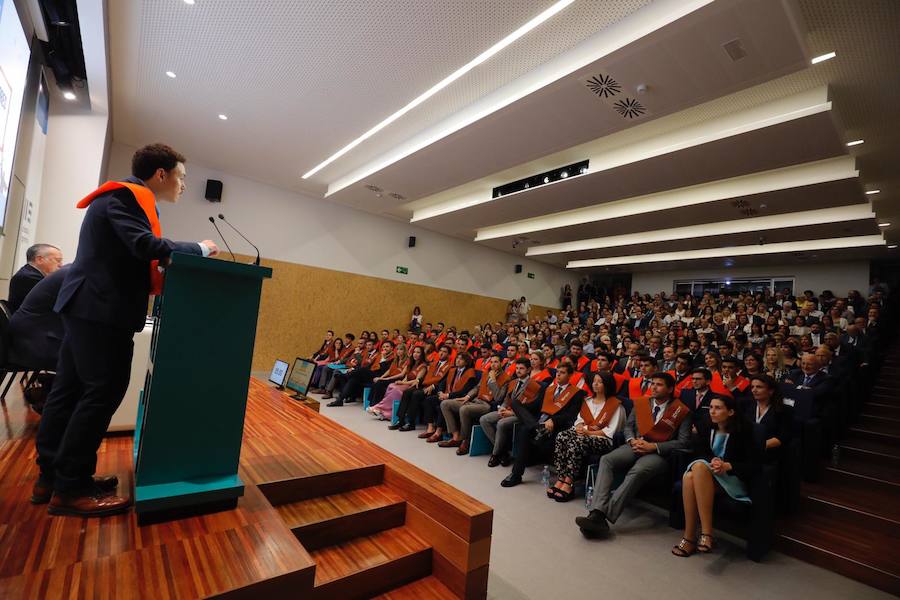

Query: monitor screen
286;357;315;396
268;359;289;387
0;0;31;226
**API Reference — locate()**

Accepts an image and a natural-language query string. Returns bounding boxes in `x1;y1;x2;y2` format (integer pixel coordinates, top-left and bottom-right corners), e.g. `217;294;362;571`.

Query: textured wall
250;255;555;371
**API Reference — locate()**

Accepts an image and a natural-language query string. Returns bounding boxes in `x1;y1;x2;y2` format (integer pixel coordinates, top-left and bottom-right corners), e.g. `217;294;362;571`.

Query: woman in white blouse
546;371;625;502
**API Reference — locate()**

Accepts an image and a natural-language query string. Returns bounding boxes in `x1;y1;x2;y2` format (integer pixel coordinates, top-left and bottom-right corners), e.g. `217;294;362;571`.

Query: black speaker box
515;264;523;273
205;179;223;202
408;236;416;248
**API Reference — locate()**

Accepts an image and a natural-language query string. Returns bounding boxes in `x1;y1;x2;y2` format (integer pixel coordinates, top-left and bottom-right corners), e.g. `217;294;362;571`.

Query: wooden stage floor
0;378;492;599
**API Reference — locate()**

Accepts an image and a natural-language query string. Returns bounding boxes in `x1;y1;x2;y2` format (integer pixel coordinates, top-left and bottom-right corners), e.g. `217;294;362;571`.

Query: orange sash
531;368;553;382
632;397;690;443
540;383;580;416
445;367;476;393
667;370;693;399
628;377;651;401
476;370;510;402
77;181;164;295
579;396;621;430
423;359;451;386
506;378;542;406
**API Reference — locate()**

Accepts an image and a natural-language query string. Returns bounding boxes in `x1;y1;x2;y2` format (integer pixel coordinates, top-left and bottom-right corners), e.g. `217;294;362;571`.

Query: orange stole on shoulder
476;370;510;402
507;378;543;406
423;360;451;386
540;383;580;416
632;397;690;443
445;367;476;393
579;396;621;430
532;368;553;382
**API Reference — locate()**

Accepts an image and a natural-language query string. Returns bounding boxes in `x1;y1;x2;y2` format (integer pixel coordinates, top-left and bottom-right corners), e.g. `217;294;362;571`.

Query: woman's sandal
552;488;574;503
697;533;714;553
546;486;560;499
672;538;697;557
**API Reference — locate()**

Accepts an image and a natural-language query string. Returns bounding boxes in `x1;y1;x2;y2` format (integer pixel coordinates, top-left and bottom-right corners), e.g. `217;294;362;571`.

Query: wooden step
823;457;900;496
870;392;900;406
800;481;900;536
258;464;385;506
310;526;432;600
862;403;900;419
778;512;900;596
838;435;900;468
848;421;900;446
371;575;457;599
276;485;407;551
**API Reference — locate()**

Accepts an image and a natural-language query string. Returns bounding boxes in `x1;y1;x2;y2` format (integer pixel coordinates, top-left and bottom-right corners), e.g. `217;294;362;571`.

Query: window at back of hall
674;277;795;297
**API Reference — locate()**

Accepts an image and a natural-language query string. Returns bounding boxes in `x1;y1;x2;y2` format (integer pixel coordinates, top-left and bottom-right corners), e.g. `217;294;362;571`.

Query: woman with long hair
368;341;410;408
373;346;427;422
764;347;789;382
743;374;793;463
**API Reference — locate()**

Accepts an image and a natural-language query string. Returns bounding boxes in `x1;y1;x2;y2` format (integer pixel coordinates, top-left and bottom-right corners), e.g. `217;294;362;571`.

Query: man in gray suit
576;371;691;537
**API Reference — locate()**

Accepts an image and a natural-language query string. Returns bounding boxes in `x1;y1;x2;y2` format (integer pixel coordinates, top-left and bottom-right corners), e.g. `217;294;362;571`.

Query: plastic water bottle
541;465;550;487
585;484;594;510
831;444;841;466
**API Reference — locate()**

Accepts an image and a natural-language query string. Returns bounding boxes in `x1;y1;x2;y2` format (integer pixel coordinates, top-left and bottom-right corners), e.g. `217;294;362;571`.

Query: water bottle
585;484;594;510
831;444;841;466
541;465;550;487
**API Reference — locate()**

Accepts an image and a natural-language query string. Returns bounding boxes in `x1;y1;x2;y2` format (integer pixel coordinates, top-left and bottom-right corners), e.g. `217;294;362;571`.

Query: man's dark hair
651;372;675;388
721;356;741;366
570;339;583;349
345;333;356;341
639;355;658;367
691;367;712;381
515;357;531;368
26;243;59;263
132;143;186;180
676;352;692;363
556;362;574;375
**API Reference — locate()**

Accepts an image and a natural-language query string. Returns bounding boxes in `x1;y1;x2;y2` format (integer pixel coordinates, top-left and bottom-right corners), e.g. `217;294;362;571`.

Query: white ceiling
106;0;900;275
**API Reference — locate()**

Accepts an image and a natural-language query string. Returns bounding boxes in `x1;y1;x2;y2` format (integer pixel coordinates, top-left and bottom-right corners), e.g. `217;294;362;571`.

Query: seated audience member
480;358;542;467
311;330;336;362
780;341;800;370
375;346;426;422
500;363;584;488
718;357;750;399
440;354;508;455
7;243;63;313
743;374;793;464
424;353;478;443
548;371;625;501
681;368;724;430
9;265;70;371
367;341;410;408
321;338;375;399
673;394;759;557
576;372;691;537
784;353;832;407
529;351;554;384
309;334;353;392
669;353;694;398
622;355;657;401
659;345;677;372
395;345;452;432
742;352;764;378
764;346;789;382
328;339;392;406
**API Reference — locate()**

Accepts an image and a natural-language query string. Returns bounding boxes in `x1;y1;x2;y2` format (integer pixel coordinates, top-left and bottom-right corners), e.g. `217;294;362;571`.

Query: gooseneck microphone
218;214;261;266
208;216;236;262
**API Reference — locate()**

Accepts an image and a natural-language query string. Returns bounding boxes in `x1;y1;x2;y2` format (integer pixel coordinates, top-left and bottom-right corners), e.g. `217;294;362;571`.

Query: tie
803;374;812;386
554;386;563;400
652;405;661;422
696;391;704;409
515;380;524;398
641;380;649;394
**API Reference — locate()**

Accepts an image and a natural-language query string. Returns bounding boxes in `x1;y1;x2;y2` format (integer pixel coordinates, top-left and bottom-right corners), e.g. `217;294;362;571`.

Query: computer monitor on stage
268;359;290;388
286;357;315;397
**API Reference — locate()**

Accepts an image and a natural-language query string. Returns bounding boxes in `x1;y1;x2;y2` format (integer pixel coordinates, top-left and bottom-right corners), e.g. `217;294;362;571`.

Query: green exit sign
527;272;535;279
396;266;409;275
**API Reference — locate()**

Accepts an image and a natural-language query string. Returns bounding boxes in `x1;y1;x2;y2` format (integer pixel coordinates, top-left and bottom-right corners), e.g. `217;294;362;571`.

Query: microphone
208;216;236;262
218;214;260;266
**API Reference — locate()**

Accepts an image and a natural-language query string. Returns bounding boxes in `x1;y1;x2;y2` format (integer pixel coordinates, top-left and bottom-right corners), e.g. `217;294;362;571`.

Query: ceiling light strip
409;87;832;221
301;0;576;180
475;156;858;241
526;205;875;256
566;235;885;268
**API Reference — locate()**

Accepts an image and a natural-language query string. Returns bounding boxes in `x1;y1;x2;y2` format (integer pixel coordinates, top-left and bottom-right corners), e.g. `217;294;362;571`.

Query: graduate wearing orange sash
440;356;509;455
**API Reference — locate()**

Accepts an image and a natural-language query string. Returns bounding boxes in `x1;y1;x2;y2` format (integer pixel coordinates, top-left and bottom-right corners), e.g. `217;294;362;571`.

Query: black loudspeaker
205;179;223;202
408;236;416;248
515;264;523;273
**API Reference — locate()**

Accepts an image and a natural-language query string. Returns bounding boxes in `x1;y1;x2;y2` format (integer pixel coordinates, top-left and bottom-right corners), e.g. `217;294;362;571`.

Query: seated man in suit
501;363;584;487
680;368;725;431
622;355;657;403
7;243;63;313
576;372;691;537
784;353;833;408
8;265;71;371
480;358;542;467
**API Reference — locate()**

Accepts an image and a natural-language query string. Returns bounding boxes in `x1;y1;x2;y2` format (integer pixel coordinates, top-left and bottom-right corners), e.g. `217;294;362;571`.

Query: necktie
641;380;649;394
652;404;661;422
515;380;524;398
554;386;563;400
696;391;704;409
803;374;812;386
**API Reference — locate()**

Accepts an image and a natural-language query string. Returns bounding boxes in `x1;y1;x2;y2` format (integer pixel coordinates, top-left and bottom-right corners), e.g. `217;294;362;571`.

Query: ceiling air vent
613;98;646;119
364;184;383;193
722;38;747;62
585;74;621;98
389;192;405;201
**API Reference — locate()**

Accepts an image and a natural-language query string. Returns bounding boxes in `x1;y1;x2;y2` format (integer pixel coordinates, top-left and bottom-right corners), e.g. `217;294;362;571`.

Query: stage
0;378;492;599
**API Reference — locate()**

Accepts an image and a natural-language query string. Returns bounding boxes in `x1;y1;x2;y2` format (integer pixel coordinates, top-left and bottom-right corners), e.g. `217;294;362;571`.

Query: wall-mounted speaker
205;179;223;202
408;236;416;248
515;264;523;274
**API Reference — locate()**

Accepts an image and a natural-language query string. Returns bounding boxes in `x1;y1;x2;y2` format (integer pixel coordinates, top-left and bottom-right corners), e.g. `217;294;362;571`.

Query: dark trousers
396;388;423;427
35;315;134;493
423;393;444;428
340;368;374;401
369;379;391;406
509;400;552;477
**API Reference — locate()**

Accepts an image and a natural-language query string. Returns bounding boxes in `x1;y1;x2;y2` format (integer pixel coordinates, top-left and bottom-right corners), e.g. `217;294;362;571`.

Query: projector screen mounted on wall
0;0;31;228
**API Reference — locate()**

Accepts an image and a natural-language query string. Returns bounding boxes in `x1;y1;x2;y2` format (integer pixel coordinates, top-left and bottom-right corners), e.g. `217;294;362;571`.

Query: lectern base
135;474;244;524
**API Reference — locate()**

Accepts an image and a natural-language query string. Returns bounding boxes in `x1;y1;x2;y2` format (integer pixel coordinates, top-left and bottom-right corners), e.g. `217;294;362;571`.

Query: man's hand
438;392;449;400
425;385;435;394
544;419;554;432
499;407;513;418
201;240;220;256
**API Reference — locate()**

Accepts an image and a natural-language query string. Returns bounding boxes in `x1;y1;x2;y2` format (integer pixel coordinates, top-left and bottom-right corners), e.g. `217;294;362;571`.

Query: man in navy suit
7;243;63;313
680;368;725;430
8;265;71;371
33;144;219;517
785;353;833;409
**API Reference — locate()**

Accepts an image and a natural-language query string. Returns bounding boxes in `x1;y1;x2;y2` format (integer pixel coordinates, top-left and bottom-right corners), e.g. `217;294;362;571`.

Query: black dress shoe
398;423;415;432
500;473;523;488
388;423;402;431
575;510;610;537
326;399;344;407
500;453;514;467
487;455;501;468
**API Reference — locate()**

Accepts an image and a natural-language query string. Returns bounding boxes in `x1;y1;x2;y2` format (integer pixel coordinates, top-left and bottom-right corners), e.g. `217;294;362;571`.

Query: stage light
166;71;176;78
63;91;76;101
218;114;228;120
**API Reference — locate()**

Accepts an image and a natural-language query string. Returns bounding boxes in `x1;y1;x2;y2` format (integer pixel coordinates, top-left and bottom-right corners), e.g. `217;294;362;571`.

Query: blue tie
652;405;660;422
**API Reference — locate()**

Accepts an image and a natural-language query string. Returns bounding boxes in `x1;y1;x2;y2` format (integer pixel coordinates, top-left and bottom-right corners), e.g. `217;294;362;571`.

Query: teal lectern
133;253;272;522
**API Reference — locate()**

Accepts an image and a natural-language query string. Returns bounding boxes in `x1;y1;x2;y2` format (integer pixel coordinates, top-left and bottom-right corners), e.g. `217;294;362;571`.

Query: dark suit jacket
693;418;761;484
785;368;833;406
54;177;202;332
8;266;69;369
681;388;726;427
7;264;44;313
742;401;794;464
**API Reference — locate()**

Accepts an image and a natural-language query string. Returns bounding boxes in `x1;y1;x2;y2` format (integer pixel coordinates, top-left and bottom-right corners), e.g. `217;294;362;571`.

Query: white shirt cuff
198;242;211;257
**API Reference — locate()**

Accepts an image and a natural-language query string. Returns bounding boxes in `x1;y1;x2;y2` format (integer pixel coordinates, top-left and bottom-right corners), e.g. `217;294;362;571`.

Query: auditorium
0;0;898;598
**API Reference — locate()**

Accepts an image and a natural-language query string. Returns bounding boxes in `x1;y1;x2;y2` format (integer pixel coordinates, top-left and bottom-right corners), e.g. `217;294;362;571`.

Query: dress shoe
321;393;333;400
500;453;514;467
398;424;415;432
500;473;522;488
388;423;402;431
48;492;131;517
438;439;462;448
326;399;344;407
575;510;610;537
487;455;501;468
31;475;120;505
426;433;443;443
456;441;469;456
417;430;434;439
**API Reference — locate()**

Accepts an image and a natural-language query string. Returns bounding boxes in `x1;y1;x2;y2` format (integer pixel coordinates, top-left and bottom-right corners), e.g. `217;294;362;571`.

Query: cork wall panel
245;256;557;371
